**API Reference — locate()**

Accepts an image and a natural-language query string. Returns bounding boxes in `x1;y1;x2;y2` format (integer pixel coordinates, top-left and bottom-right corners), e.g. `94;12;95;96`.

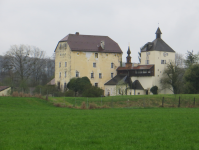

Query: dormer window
95;53;98;58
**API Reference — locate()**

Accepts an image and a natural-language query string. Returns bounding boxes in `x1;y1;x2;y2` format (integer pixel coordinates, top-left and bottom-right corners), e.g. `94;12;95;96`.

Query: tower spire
125;46;132;68
155;27;162;39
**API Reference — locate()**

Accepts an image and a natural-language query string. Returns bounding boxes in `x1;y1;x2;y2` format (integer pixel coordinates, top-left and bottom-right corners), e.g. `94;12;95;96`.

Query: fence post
178;96;180;107
194;97;195;106
162;97;164;107
87;97;88;109
111;97;113;108
101;96;102;106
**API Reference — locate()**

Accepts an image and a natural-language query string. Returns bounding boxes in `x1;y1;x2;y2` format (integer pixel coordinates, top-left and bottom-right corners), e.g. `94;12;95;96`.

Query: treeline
160;51;199;94
0;45;55;92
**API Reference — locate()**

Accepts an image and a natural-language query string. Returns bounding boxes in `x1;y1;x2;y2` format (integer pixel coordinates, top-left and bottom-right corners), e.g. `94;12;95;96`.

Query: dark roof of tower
54;33;123;53
155;27;162;34
127;46;131;55
141;28;175;52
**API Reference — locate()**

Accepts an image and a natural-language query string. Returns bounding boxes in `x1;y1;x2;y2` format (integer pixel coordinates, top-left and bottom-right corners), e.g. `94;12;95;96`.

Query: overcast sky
1;0;199;62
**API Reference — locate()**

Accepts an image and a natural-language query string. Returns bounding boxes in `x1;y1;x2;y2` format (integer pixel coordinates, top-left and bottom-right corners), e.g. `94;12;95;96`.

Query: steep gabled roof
130;80;144;90
104;75;127;85
0;86;9;92
55;33;123;53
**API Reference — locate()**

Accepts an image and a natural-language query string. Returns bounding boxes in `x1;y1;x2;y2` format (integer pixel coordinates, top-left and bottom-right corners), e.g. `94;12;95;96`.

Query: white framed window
59;62;61;68
99;73;102;78
59;72;61;78
95;53;98;58
93;63;96;67
111;63;113;68
65;71;67;78
91;73;94;78
161;60;166;64
65;62;67;67
111;73;114;78
95;83;98;87
76;71;79;77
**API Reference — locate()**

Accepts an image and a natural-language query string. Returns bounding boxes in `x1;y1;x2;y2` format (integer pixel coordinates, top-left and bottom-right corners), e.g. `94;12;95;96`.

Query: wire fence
50;95;199;109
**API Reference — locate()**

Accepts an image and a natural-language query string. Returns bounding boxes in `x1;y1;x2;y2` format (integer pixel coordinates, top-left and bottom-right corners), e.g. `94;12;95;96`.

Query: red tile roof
55;33;123;53
117;65;154;70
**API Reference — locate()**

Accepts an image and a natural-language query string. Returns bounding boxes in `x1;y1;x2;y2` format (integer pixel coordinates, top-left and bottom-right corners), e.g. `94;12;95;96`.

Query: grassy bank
49;94;199;108
1;96;199;149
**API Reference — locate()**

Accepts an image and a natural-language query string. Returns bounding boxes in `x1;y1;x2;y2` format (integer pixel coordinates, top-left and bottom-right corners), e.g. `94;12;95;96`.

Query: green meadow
1;96;199;150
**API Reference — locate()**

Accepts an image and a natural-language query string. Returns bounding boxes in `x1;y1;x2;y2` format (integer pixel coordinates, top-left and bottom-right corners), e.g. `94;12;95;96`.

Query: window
111;63;113;68
65;71;67;77
93;63;96;67
57;82;60;89
64;43;67;49
77;53;79;55
95;83;98;87
59;62;61;68
95;53;98;58
99;73;102;78
76;71;79;77
143;70;147;74
59;43;62;49
91;73;94;78
65;62;67;67
64;82;67;90
106;54;108;56
161;60;166;64
146;60;149;64
59;72;61;78
111;73;113;78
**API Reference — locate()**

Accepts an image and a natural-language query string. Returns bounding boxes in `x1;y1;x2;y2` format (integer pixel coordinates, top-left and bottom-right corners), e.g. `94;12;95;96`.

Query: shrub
82;86;104;97
81;101;86;109
150;86;158;94
89;103;98;109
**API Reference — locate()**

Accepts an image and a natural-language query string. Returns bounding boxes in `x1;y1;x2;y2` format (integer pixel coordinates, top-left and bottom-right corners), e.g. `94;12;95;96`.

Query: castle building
104;27;175;96
54;32;123;91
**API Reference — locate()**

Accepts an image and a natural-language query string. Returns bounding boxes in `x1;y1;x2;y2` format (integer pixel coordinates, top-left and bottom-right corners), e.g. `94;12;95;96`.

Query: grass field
1;96;199;149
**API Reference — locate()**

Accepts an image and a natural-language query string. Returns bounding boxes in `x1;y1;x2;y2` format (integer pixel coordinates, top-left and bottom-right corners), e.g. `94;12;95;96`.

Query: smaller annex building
104;27;175;96
0;86;11;96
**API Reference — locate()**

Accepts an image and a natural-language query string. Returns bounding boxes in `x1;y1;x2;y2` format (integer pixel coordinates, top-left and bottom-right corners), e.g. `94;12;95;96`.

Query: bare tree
3;45;46;90
175;52;184;68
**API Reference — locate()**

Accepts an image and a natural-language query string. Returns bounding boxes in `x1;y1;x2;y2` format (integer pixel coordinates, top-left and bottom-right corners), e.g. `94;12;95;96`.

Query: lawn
1;96;199;150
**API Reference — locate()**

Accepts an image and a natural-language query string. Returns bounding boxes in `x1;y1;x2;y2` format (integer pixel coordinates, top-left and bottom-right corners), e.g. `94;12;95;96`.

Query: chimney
75;32;79;35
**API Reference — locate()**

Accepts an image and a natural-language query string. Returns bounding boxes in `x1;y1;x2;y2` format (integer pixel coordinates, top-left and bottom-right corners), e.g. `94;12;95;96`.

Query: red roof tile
55;33;123;53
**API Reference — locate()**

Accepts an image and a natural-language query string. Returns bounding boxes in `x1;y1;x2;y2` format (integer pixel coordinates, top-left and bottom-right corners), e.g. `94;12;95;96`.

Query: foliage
82;85;104;97
184;50;198;68
184;64;199;94
160;62;185;94
33;85;59;95
67;77;92;96
150;86;158;94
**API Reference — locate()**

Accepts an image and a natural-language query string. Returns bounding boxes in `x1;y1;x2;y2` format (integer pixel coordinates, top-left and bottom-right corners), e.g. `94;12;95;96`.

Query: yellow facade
55;42;122;91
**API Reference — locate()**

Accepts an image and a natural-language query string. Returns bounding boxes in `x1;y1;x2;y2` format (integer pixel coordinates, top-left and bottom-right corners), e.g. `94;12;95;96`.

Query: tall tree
160;62;185;94
184;64;199;94
184;50;198;68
